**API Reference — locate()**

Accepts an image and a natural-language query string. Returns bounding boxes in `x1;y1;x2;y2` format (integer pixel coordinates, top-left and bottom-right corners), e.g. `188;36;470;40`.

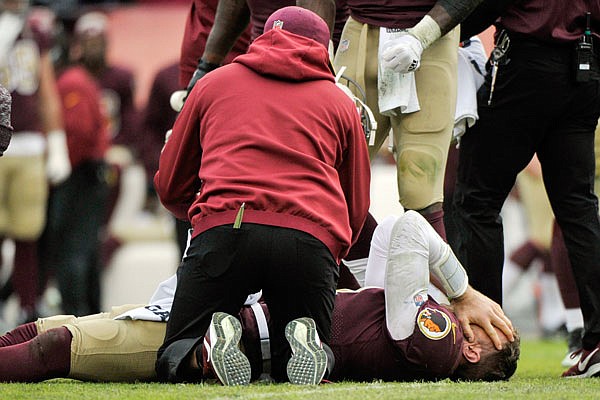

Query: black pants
155;223;338;383
39;160;109;316
449;36;600;349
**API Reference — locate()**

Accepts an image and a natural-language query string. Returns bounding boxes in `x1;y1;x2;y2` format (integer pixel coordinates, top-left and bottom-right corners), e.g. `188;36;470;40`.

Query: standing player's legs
451;111;534;303
391;28;459;241
332;21;385;289
552;120;600;366
539;88;600;352
334;18;392;161
8;154;48;320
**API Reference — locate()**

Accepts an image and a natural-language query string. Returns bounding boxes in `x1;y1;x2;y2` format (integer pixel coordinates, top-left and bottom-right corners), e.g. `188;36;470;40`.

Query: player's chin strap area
335;66;378;147
250;302;271;379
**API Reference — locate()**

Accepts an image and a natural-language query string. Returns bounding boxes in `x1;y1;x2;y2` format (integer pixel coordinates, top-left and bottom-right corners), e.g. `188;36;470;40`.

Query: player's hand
170;59;221;112
185;59;220;96
380;33;423;74
451;285;514;350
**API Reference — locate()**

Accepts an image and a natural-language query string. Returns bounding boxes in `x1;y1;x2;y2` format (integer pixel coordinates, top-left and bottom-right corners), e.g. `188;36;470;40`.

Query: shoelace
570;348;583;360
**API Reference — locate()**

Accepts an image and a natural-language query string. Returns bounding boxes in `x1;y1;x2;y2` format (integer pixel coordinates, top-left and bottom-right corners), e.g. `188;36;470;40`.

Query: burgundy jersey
139;62;179;180
179;0;251;87
96;65;138;149
334;0;350;49
329;288;463;381
57;66;109;168
241;288;464;381
344;0;436;29
500;0;600;44
0;16;53;133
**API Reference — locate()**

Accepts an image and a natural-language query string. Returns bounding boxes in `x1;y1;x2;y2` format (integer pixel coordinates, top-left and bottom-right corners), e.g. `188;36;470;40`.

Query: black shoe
562;341;600;378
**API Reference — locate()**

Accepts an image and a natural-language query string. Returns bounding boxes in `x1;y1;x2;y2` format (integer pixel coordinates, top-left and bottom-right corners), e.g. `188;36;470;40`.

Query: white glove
164;129;173;145
46;129;71;184
380;33;424;74
169;90;186;112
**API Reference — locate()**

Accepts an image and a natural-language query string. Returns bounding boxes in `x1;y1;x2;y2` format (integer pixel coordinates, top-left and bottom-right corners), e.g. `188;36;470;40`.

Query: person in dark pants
40;159;109;315
154;7;370;385
38;36;110;316
448;0;600;378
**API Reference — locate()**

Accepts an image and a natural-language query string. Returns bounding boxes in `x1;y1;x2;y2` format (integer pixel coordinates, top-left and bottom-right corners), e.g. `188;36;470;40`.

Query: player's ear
462;341;482;363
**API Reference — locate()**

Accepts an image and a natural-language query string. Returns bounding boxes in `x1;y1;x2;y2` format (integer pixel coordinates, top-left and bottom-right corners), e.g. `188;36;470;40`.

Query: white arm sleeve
365;215;402;287
383;211;464;340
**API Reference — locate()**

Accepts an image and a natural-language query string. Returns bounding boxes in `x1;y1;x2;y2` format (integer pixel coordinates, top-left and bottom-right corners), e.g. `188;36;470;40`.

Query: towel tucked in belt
378;28;420;117
454;36;487;145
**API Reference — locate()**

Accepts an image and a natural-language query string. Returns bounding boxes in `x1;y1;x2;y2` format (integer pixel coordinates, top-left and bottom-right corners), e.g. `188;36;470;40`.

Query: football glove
380;33;423;74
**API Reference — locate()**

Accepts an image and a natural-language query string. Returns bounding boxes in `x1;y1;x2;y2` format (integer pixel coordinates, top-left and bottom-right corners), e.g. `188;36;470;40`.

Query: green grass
2;338;600;399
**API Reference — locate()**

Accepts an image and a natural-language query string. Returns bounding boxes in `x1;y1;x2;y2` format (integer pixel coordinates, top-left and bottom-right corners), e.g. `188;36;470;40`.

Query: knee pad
397;146;445;209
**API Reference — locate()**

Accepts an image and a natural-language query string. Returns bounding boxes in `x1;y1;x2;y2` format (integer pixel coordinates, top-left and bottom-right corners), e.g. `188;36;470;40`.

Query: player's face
471;325;510;355
78;34;107;65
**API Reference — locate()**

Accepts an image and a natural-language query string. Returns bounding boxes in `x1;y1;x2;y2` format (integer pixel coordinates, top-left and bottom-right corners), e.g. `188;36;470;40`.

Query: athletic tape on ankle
408;15;442;50
430;245;468;300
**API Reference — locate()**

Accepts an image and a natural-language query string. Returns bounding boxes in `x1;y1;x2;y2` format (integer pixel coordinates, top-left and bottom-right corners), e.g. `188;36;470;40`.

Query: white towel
377;28;420;117
454;37;487;144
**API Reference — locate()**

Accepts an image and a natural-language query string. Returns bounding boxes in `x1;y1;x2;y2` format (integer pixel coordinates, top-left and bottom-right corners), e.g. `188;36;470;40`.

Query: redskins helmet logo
417;307;452;340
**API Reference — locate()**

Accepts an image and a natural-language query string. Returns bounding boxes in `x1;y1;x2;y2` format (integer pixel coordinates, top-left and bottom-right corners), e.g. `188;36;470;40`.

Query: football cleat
285;317;327;385
204;312;251;385
562;343;600;378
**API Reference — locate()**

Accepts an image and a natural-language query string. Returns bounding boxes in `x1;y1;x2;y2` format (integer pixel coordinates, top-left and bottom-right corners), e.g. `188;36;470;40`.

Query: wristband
197;59;221;74
407;15;442;50
185;59;222;94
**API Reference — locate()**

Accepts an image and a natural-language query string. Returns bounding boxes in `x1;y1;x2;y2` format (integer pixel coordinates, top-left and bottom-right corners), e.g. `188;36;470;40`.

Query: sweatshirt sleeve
337;107;371;254
153;89;203;221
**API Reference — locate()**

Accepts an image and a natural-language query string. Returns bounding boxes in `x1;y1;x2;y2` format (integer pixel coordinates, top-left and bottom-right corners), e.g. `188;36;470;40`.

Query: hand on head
451;285;514;350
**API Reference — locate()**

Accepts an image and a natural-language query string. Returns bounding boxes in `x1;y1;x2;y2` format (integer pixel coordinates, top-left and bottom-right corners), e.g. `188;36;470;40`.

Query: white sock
565;308;584;333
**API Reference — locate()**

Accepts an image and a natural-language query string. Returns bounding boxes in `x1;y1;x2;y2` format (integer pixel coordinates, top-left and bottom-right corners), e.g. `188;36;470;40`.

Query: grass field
3;337;600;399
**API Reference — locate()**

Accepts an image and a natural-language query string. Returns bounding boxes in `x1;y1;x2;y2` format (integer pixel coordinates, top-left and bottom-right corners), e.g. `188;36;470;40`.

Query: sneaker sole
285;317;327;385
209;312;251;386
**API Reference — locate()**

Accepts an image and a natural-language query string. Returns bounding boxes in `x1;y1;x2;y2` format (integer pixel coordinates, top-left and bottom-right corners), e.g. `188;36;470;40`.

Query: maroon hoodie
155;29;370;262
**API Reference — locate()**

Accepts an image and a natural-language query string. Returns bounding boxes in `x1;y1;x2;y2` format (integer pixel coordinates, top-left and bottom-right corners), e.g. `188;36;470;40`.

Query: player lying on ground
0;211;517;383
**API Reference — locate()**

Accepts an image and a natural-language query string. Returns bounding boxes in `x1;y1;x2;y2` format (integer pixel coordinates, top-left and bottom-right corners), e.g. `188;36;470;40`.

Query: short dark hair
452;330;520;382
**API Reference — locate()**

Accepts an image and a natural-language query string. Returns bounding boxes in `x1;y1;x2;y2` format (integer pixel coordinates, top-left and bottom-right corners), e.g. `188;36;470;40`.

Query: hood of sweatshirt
233;29;335;83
